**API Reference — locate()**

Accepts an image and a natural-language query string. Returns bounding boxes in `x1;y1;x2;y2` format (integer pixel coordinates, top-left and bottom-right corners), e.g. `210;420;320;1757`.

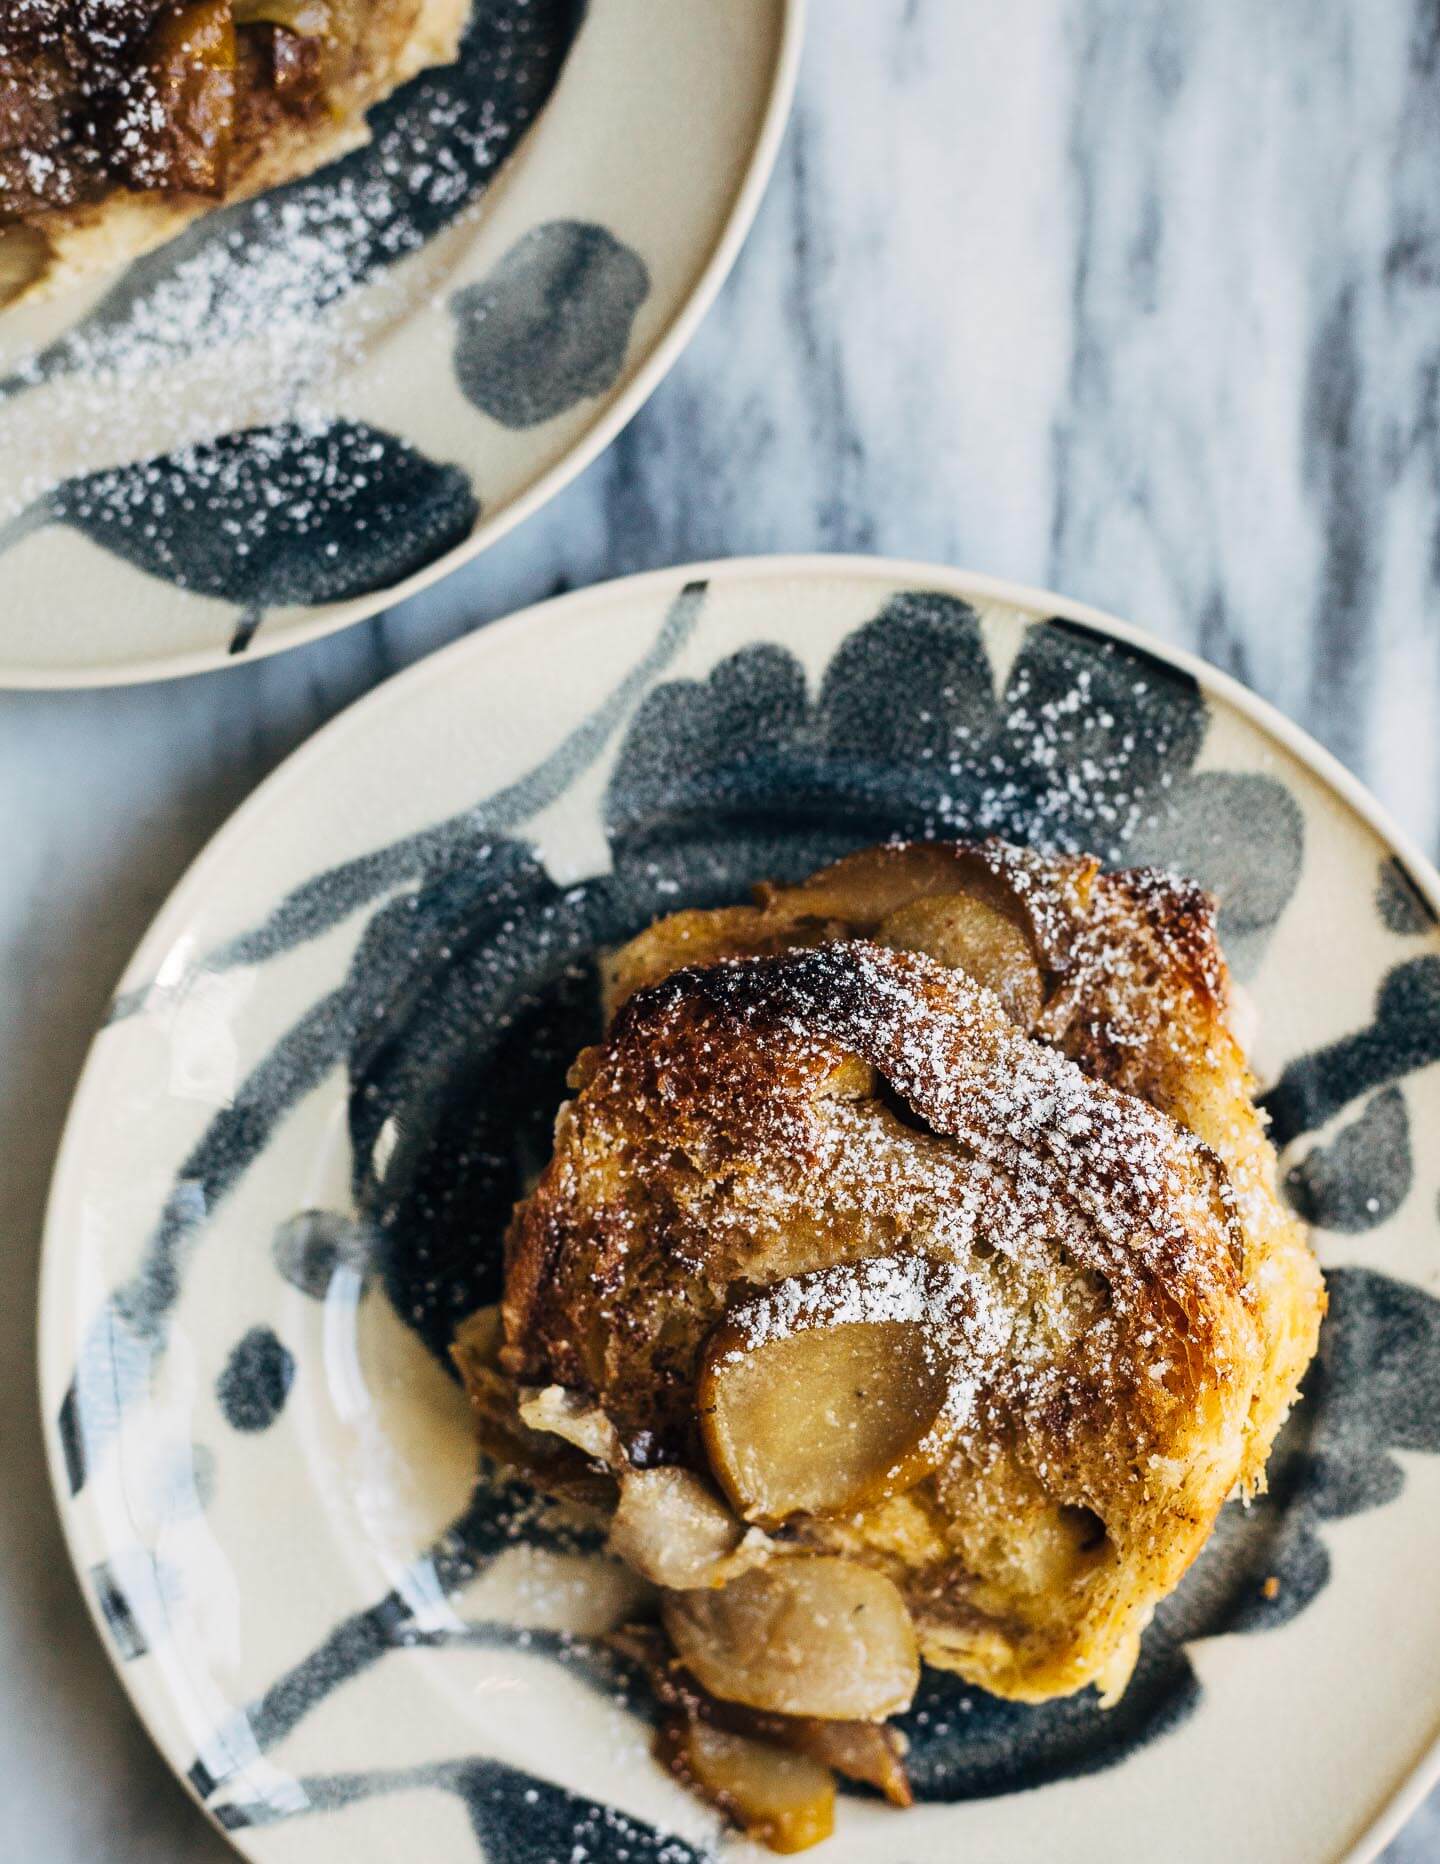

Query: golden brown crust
495;839;1325;1705
1051;866;1324;1491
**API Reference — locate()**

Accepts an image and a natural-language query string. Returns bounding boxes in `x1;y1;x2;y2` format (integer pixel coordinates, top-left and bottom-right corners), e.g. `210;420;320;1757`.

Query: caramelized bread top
492;840;1325;1704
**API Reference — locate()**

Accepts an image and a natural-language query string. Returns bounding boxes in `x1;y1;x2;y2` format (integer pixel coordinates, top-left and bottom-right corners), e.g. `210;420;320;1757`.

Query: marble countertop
2;1;1437;1857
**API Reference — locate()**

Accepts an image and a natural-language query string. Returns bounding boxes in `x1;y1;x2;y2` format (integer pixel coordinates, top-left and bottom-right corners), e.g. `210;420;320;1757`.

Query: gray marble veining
1;1;1438;1856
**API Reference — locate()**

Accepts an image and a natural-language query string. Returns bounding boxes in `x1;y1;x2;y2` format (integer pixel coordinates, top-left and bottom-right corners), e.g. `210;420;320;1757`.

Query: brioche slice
596;839;1323;1525
462;840;1324;1847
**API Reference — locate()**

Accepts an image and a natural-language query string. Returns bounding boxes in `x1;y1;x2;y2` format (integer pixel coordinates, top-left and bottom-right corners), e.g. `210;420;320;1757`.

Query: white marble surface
3;1;1439;1856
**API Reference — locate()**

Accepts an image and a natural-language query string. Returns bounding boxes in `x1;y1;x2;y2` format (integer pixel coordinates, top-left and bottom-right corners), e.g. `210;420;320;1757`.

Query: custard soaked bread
598;839;1324;1533
462;840;1325;1847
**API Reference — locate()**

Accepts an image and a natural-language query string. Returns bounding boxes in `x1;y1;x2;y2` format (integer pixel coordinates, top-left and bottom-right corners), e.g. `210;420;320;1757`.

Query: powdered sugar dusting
675;939;1241;1313
0;1;579;524
722;1252;1009;1440
512;922;1261;1504
730;1254;966;1347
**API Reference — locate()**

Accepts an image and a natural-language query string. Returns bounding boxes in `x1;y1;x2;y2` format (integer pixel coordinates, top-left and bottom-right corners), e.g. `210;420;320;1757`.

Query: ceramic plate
39;557;1440;1862
0;5;800;687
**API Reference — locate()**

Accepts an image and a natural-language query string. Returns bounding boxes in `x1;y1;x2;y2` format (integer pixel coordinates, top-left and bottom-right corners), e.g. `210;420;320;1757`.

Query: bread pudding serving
0;0;466;304
454;838;1326;1852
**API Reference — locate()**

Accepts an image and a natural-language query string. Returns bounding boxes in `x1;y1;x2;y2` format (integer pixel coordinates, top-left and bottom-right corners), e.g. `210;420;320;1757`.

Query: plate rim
0;1;806;692
36;552;1440;1862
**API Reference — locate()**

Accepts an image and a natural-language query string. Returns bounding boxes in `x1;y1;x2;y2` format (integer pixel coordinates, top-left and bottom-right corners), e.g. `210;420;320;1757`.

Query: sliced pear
791;1719;912;1807
877;893;1044;1026
699;1269;954;1524
517;1384;623;1467
758;842;1077;1024
663;1717;835;1854
663;1557;920;1721
609;1467;748;1590
135;0;237;196
611;1620;914;1809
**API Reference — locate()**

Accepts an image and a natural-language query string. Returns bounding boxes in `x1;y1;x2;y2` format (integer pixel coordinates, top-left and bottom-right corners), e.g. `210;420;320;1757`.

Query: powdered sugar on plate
0;0;580;521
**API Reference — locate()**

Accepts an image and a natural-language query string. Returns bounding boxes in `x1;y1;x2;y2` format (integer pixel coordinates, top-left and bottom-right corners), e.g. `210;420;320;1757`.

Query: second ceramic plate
40;558;1440;1861
0;3;800;685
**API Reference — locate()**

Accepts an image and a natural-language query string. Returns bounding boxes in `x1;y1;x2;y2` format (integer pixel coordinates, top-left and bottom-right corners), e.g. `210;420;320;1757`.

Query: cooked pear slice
517;1384;624;1466
876;893;1044;1026
608;1467;752;1590
699;1272;954;1525
611;1621;914;1813
663;1717;836;1854
761;842;1046;1022
663;1558;920;1721
791;1719;912;1807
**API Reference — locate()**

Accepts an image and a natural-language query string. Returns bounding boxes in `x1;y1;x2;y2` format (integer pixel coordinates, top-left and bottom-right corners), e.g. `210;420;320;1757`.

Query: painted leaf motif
451;221;649;428
17;420;478;650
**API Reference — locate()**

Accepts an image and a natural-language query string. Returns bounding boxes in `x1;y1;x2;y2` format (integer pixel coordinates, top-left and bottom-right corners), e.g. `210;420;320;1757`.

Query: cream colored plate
39;558;1440;1861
